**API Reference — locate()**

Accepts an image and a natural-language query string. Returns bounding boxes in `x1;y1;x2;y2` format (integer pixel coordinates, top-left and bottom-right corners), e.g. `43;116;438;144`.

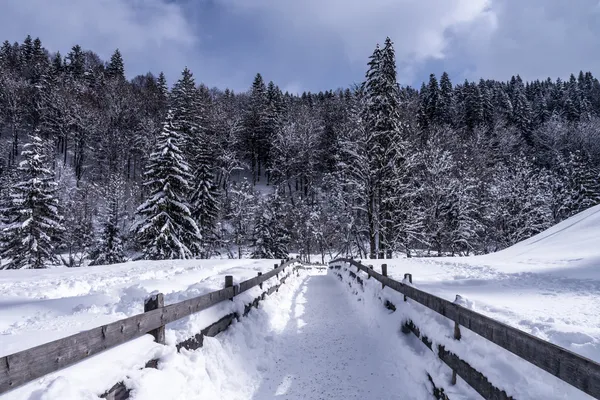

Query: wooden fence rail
330;258;600;400
0;258;304;396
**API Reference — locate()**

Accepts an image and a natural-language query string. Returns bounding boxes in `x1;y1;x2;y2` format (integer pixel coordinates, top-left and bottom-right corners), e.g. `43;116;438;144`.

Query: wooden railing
0;258;307;398
330;258;600;400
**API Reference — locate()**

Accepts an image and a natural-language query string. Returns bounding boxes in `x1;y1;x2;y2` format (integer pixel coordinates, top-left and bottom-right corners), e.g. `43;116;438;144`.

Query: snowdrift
476;203;600;277
353;205;600;370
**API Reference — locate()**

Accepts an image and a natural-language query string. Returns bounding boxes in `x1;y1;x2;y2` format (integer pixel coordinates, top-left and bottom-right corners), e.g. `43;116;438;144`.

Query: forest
0;35;599;268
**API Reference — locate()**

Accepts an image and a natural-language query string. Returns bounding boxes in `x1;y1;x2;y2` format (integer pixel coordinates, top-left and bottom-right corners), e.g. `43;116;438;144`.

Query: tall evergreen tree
243;73;269;184
106;49;125;80
439;72;454;125
190;143;220;258
1;134;63;269
89;174;127;266
133;111;201;259
171;67;203;164
363;37;404;258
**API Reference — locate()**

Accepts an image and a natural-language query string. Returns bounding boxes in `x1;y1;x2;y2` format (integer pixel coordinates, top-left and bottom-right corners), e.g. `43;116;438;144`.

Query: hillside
358;205;600;369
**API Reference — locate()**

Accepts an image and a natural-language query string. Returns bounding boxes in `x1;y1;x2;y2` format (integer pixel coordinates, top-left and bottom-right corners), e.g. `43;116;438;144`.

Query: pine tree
464;81;484;132
243;73;269;184
106;49;125;80
190;143;220;258
513;87;534;146
170;67;203;163
227;179;257;258
439;72;454;126
362;38;405;258
425;73;440;125
65;45;85;79
480;80;495;130
1;134;63;269
89;174;127;266
251;195;289;259
133;110;201;260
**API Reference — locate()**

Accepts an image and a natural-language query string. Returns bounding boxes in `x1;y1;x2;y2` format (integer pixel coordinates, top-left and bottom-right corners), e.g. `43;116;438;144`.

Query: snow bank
331;261;595;399
349;205;600;366
0;259;285;356
0;259;296;399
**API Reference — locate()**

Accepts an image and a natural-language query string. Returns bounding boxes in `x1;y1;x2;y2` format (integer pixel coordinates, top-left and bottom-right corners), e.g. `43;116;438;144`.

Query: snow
332;261;596;399
0;259;300;399
2;206;599;399
0;259;287;357
346;204;600;396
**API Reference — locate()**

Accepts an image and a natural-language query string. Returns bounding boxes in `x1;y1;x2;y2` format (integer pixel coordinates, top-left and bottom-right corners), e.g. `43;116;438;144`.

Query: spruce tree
227;179;257;258
251;196;289;259
106;49;125;80
425;73;440;125
243;73;269;183
1;134;63;269
133;110;201;259
513;87;534;146
170;67;203;161
439;72;454;125
89;174;126;266
190;143;220;258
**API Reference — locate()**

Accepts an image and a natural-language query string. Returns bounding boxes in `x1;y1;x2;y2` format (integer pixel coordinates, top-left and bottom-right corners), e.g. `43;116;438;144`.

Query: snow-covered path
126;269;466;400
251;274;417;399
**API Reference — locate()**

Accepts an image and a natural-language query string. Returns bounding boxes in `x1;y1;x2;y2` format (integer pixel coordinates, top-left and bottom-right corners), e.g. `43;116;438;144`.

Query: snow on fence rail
329;258;600;400
0;258;307;398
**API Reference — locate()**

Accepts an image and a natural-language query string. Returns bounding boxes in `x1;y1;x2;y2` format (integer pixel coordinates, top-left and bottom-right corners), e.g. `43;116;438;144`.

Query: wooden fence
330;258;600;400
0;258;307;398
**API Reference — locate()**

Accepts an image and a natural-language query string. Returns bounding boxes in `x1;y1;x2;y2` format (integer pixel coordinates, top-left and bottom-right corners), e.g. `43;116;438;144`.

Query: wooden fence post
144;293;165;344
450;294;463;385
367;264;373;279
258;272;263;290
225;275;234;301
381;264;387;289
274;263;279;279
403;273;412;301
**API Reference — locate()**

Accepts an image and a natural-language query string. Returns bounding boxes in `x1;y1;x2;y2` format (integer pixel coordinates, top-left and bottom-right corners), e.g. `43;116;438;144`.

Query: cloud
0;0;198;83
218;0;495;83
455;0;600;82
1;0;597;92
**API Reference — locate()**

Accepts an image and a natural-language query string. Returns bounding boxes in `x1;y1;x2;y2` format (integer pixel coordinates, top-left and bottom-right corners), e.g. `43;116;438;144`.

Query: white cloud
220;0;494;77
0;0;198;81
456;0;600;82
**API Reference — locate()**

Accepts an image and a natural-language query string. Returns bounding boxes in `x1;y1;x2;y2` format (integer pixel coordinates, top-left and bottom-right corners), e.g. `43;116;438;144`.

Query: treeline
0;35;598;268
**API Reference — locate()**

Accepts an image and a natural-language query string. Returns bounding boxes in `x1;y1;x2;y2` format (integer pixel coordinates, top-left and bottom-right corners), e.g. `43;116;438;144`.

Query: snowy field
355;204;600;366
0;259;296;399
1;206;599;399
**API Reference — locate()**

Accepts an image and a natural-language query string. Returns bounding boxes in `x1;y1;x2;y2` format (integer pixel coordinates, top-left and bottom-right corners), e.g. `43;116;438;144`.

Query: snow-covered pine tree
89;174;127;266
171;67;203;167
133;110;201;260
439;72;454;126
425;73;440;126
251;206;275;259
1;133;63;269
226;178;257;258
243;73;270;184
190;142;220;258
512;85;534;146
251;195;289;259
363;37;406;258
560;151;600;217
57;169;95;267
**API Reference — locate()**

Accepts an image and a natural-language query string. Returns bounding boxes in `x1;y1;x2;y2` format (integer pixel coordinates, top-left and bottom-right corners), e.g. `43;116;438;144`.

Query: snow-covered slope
474;203;600;277
360;204;600;367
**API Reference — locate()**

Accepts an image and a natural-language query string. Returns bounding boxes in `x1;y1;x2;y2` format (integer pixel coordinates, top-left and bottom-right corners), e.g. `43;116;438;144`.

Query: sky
1;0;599;93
